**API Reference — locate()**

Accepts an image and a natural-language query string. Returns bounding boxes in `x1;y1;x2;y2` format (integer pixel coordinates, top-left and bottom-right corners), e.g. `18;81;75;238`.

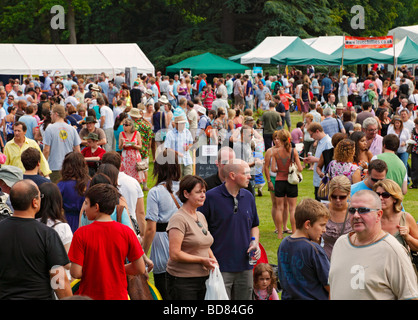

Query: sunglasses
123;123;131;126
375;191;391;199
195;220;207;236
233;197;238;214
370;177;382;183
331;194;347;200
348;207;380;215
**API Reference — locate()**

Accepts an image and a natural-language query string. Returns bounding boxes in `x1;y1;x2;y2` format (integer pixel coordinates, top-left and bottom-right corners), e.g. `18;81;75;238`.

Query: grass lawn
143;111;418;268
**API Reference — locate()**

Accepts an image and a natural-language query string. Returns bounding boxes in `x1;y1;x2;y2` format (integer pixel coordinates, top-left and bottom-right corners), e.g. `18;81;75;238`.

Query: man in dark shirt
130;81;143;109
0;180;72;299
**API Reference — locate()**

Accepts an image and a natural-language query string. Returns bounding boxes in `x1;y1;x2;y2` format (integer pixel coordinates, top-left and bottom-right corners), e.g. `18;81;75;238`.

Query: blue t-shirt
350;180;370;197
277;236;330;300
199;183;259;273
321;77;332;94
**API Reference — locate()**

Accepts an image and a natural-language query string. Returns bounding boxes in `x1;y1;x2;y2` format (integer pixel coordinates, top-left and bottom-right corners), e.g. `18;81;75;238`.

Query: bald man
199;159;260;300
0;180;72;299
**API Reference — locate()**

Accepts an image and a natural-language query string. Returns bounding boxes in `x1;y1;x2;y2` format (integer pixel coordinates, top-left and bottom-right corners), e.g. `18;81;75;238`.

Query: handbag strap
163;183;181;209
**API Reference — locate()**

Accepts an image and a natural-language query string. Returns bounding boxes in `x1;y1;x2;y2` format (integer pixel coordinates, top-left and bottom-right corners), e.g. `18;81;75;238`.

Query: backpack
361;89;370;103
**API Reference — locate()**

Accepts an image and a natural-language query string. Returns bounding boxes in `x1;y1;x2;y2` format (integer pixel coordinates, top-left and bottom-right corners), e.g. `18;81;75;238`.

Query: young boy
277;198;330;300
81;132;106;176
69;183;145;300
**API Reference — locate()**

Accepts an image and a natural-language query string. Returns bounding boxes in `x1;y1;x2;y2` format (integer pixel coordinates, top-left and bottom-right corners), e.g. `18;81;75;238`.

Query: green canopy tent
327;46;394;65
166;52;248;74
269;37;336;65
380;36;418;65
228;36;334;65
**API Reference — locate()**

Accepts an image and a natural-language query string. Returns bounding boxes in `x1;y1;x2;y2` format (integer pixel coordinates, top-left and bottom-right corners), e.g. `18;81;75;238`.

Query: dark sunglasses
331;194;348;200
123;123;131;126
233;197;238;214
195;220;207;236
348;207;380;215
370;177;382;183
375;191;391;199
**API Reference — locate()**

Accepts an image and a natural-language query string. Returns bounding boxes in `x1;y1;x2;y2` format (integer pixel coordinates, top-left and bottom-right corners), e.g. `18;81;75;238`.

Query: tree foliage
0;0;415;71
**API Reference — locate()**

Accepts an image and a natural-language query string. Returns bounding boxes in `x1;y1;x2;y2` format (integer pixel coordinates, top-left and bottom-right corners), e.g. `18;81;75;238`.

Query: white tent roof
239;36;299;64
0;43;155;76
309;36;344;55
388;25;418;44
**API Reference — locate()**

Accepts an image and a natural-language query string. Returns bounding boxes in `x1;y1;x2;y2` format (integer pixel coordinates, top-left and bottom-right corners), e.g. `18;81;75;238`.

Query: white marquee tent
388;25;418;44
0;43;155;76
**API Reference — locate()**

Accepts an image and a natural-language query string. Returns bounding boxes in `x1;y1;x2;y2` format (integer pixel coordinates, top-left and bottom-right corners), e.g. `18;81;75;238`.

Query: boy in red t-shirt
81;132;106;176
69;183;145;300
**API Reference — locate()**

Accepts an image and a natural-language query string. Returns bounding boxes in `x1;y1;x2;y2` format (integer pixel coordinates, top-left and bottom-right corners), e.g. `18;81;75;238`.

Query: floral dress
327;160;359;183
134;118;154;160
120;131;142;183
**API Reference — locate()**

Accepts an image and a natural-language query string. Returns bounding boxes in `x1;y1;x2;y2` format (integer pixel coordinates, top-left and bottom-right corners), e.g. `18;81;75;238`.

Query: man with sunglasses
199;159;260;300
350;159;387;197
329;189;418;300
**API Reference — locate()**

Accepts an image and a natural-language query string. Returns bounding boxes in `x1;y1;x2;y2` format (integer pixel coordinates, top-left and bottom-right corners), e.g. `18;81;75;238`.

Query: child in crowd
253;263;279;300
68;183;145;300
208;109;217;125
277;198;330;300
291;122;304;145
353;123;362;132
251;141;265;196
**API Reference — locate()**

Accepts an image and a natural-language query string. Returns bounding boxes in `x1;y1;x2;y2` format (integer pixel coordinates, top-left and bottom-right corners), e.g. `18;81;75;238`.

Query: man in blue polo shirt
199;159;260;300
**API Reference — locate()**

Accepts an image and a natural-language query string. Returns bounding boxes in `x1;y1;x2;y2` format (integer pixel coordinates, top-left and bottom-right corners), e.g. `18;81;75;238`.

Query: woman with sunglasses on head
373;179;418;252
166;175;218;300
322;176;352;260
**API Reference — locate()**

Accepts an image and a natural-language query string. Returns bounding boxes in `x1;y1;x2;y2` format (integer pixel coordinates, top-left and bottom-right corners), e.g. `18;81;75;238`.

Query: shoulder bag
317;161;332;201
288;148;303;185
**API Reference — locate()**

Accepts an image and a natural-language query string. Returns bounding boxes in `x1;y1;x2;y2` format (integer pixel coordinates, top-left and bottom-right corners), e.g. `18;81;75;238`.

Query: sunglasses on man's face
348;207;380;215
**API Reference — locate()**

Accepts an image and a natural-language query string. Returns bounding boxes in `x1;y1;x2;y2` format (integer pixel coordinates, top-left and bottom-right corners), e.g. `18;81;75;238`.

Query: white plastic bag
204;266;229;300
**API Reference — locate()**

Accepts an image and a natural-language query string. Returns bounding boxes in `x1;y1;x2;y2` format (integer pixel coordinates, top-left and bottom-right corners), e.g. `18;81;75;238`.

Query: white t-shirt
99;105;114;130
118;171;144;220
329;232;418;300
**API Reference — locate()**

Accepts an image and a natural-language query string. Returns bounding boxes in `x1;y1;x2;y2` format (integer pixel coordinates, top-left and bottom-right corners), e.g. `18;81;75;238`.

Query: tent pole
340;34;345;78
393;39;397;78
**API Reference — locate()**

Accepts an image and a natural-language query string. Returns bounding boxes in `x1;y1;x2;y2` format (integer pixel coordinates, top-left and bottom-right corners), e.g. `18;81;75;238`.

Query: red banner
344;36;393;49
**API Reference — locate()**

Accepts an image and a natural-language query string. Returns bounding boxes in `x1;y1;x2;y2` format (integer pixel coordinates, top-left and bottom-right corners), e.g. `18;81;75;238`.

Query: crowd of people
0;64;417;301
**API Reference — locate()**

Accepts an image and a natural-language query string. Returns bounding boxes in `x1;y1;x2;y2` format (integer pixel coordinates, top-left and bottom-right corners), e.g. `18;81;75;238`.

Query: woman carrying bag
272;129;303;236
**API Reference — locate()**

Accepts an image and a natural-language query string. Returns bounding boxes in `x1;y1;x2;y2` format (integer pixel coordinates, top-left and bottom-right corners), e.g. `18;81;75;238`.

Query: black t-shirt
0;217;70;299
130;88;143;109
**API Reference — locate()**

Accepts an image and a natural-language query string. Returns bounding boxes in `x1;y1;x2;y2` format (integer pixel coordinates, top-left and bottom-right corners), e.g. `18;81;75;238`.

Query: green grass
143;111;418;269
